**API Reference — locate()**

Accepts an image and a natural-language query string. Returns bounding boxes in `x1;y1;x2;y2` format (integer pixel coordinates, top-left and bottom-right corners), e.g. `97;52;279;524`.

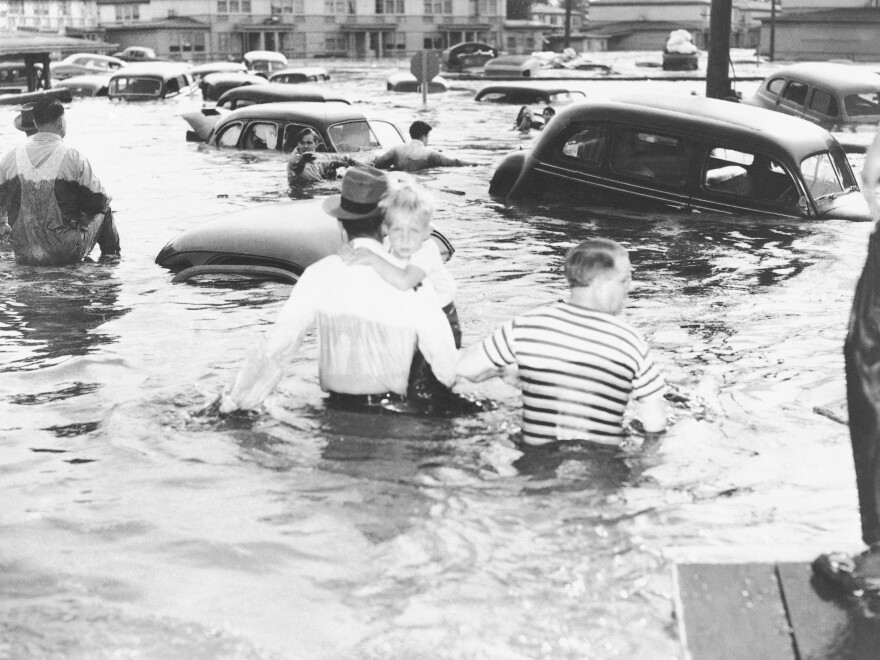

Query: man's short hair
409;120;432;140
32;96;64;126
564;239;627;287
340;214;384;239
379;174;434;230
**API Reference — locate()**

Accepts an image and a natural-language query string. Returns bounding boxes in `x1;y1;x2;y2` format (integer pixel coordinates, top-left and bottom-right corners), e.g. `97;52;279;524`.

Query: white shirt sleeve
412;283;458;387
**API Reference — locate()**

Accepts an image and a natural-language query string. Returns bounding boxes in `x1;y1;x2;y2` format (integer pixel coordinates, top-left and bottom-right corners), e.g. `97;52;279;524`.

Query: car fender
489;150;529;199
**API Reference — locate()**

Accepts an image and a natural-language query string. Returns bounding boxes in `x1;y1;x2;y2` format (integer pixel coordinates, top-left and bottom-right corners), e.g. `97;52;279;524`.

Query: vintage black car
50;53;126;80
199;71;268;102
155;198;453;283
483;55;549;79
108;63;198;101
386;71;449;93
440;42;499;73
54;73;111;97
745;62;880;130
475;84;586;105
490;94;870;221
216;82;349;109
243;50;288;78
183;102;405;155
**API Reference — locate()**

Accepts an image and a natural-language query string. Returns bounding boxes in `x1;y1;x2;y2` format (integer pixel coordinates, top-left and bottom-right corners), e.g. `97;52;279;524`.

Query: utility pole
769;0;776;62
564;0;572;49
706;0;732;99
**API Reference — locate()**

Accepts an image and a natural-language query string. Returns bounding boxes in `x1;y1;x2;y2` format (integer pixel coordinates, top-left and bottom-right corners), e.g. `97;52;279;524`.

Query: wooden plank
674;562;795;660
777;562;880;660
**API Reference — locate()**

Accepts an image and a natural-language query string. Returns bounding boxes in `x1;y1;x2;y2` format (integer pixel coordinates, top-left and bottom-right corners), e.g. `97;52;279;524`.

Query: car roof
765;62;880;92
222;101;367;124
110;62;191;77
477;84;573;96
56;73;112;85
217;82;350;104
271;66;328;75
191;61;247;74
203;71;266;83
546;95;838;160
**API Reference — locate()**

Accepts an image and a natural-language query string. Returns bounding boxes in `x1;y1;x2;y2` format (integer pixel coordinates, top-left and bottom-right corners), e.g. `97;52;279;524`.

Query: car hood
815;189;872;221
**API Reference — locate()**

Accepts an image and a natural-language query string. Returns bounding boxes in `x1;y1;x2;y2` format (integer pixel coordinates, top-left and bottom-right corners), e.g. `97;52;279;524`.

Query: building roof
583;20;704;37
770;7;880;24
0;30;117;57
103;16;210;31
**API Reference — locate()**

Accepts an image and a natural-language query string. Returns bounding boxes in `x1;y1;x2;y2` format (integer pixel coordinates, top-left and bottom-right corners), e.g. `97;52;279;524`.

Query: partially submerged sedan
475;84;586;105
490;94;869;221
199;71;267;102
54;73;111;97
155;198;453;283
746;62;880;130
184;102;405;155
108;62;198;101
269;67;331;84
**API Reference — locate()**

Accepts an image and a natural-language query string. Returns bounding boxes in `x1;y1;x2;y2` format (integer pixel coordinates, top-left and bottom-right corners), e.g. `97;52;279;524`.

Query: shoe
812;548;880;594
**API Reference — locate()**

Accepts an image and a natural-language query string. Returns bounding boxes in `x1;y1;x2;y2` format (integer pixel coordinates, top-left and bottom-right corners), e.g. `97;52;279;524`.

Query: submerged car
108;62;198;101
483;55;549;79
189;61;248;82
490;94;869;221
199;71;267;102
745;62;880;130
386;71;449;93
440;42;499;73
54;74;111;97
243;50;288;78
269;67;331;84
475;84;586;105
113;46;159;62
50;53;126;80
155;198;453;283
184;101;405;155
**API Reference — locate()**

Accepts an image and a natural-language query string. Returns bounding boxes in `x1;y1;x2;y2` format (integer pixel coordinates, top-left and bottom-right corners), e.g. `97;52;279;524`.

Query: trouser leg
846;229;880;546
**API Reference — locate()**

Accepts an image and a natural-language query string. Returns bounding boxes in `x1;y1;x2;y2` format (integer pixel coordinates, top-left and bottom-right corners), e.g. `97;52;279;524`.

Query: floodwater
0;57;875;659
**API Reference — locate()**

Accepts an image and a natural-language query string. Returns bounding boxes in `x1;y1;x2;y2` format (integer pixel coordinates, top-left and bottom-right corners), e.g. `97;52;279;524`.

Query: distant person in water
457;238;667;446
513;106;542;133
0;96;119;265
541;106;556;128
373;120;473;172
287;127;360;186
813;128;880;594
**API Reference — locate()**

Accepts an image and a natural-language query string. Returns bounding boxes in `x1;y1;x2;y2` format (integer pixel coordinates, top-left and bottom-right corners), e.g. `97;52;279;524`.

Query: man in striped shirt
457;238;666;446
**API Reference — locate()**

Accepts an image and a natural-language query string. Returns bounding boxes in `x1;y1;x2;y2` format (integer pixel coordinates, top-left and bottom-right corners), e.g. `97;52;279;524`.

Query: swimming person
373;120;473;172
218;167;458;414
287;127;360;185
541;106;556;128
813;128;880;593
0;95;120;265
457;238;667;446
338;174;468;411
513;106;541;133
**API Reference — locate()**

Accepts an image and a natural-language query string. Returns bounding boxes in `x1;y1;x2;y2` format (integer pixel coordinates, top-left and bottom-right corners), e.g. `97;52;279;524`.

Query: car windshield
844;91;880;117
800;151;856;200
328;121;383;151
110;77;162;96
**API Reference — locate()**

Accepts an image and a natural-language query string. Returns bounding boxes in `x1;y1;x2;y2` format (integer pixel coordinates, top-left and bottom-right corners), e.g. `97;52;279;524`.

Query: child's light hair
379;173;434;231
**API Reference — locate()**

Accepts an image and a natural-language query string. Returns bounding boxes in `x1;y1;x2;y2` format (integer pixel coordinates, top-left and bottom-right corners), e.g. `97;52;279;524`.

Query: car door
802;87;840;129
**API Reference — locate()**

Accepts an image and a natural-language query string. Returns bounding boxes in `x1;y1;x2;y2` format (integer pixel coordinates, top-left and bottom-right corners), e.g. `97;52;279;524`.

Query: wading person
218;166;458;414
813;129;880;592
373;120;472;173
0;96;120;265
457;238;667;445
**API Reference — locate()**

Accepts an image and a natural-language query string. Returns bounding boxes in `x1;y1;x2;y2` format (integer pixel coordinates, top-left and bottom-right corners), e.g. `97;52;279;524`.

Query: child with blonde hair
339;175;468;411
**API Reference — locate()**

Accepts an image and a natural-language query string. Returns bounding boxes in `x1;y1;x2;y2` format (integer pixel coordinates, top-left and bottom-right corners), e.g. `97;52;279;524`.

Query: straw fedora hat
322;166;389;221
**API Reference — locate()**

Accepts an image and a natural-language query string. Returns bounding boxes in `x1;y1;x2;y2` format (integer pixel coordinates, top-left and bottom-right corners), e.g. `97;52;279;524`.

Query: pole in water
422;51;428;108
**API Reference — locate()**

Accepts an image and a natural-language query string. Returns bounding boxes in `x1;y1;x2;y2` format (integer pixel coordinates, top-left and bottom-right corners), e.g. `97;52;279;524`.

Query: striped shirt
480;302;665;444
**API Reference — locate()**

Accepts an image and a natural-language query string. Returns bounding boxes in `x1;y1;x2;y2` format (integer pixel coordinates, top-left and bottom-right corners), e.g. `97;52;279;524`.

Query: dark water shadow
0;259;130;372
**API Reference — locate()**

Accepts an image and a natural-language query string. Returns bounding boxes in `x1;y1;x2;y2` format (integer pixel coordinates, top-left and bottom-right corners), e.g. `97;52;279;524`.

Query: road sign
410;50;440;83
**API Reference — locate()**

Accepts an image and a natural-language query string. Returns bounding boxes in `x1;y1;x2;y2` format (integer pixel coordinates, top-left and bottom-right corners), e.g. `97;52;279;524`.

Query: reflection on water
0;62;872;658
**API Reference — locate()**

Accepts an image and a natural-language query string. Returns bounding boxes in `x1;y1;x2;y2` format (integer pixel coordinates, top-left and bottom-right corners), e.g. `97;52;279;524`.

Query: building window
8;1;24;14
218;0;227;11
295;0;304;11
443;0;451;12
115;4;140;21
242;0;251;11
324;14;336;23
230;0;239;12
423;0;432;13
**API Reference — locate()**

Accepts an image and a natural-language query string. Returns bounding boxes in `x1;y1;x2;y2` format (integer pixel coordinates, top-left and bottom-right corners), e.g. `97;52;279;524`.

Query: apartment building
0;0;507;59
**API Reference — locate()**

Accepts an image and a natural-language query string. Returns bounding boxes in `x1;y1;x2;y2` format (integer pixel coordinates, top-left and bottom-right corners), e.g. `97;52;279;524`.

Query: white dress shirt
222;237;457;410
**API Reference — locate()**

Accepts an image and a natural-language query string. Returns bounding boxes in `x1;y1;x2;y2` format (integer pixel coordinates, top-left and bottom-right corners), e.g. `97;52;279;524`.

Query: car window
216;122;244;148
241;122;279;150
282;124;326;153
165;77;180;95
766;78;785;96
368;120;405;149
781;81;808;106
477;92;507;102
548;92;573;104
844;91;880;117
809;89;839;117
704;148;797;203
561;124;608;168
328;121;379;151
111;77;161;96
610;129;690;186
801;152;847;199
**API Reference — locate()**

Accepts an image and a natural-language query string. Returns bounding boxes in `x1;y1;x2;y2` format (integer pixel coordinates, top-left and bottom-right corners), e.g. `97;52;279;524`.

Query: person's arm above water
629;342;667;432
457;321;514;382
219;266;320;412
338;246;427;290
373;147;396;170
862;129;880;221
426;150;473;168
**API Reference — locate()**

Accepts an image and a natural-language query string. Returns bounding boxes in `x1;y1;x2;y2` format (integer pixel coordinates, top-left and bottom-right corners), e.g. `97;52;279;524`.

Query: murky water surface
0;58;874;659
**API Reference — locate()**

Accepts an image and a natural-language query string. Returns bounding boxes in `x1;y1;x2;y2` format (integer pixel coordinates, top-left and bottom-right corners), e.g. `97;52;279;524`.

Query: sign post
410;50;440;107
